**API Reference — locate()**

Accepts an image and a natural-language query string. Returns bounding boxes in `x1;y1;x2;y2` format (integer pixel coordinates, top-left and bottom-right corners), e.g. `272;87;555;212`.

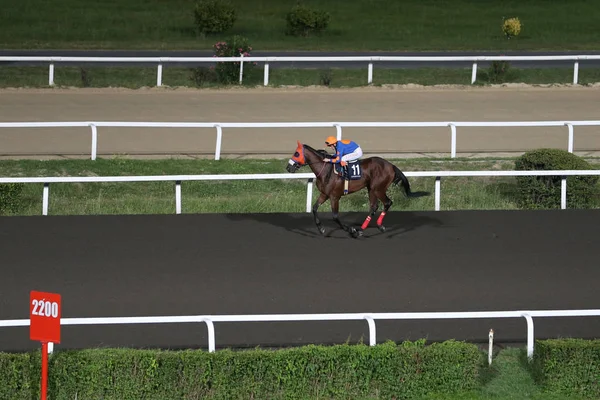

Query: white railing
1;170;599;215
1;309;599;359
2;55;600;86
1;120;599;160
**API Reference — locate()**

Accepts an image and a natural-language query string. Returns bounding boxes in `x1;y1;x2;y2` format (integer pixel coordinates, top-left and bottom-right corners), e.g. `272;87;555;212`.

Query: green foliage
502;17;522;39
514;148;599;209
189;66;218;86
0;340;481;399
487;60;512;83
285;3;330;37
0;183;24;215
0;352;34;400
193;0;237;36
212;35;256;84
532;339;600;399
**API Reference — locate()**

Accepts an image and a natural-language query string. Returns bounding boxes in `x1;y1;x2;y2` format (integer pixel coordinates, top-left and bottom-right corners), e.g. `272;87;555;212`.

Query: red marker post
30;291;61;400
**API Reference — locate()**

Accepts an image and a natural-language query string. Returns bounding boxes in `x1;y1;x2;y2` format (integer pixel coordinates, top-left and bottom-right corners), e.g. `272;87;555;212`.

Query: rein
309;160;328;177
301;145;332;179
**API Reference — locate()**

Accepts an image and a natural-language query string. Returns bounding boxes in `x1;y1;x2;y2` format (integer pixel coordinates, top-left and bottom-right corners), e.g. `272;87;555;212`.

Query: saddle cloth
334;159;362;180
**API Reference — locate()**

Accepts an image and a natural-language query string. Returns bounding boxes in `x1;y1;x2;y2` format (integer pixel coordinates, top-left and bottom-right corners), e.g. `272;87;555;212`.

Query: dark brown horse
286;141;429;238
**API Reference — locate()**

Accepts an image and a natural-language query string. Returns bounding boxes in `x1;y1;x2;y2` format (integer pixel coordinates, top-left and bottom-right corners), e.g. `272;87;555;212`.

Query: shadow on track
225;212;444;239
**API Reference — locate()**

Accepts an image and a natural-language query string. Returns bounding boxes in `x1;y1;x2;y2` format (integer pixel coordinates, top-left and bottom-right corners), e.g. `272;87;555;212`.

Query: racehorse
286;141;430;238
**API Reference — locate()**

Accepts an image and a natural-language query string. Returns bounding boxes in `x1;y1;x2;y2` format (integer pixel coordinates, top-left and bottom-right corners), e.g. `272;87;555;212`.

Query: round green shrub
0;183;24;215
515;148;599;209
285;3;330;37
193;0;237;36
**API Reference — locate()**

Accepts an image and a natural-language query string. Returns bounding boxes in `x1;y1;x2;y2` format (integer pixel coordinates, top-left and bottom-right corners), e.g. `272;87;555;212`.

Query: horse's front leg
331;197;360;238
312;193;329;235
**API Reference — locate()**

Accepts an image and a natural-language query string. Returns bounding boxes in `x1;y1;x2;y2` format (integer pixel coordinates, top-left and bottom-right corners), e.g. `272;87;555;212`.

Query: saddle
333;160;362;194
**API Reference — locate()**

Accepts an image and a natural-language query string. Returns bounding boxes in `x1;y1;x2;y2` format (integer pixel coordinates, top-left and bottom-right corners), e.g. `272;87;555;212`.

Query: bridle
296;147;331;178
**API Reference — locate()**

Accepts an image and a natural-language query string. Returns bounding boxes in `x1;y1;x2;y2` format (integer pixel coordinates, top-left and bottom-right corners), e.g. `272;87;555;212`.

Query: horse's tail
392;164;430;198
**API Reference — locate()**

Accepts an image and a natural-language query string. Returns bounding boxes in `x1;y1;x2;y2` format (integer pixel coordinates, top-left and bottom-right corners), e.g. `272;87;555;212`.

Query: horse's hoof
378;225;386;233
349;227;362;238
318;226;326;235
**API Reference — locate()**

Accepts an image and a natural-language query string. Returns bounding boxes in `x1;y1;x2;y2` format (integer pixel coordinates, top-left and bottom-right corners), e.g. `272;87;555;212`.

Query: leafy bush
193;0;237;36
189;66;218;86
532;339;600;399
285;3;330;37
213;35;256;84
488;60;511;83
0;183;24;215
502;17;522;38
0;352;34;399
514;148;599;209
0;340;482;399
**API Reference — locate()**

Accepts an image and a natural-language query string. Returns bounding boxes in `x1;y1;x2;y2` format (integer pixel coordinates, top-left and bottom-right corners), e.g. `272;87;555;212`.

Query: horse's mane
303;144;331;159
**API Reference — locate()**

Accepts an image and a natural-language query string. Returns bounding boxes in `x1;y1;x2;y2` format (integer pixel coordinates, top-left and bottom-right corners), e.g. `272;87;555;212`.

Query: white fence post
175;181;182;214
435;177;441;211
49;63;55;86
214;124;223;160
239;53;244;84
561;178;567;209
566;123;574;153
157;63;163;87
368;62;373;85
204;318;216;353
335;124;342;141
42;183;49;216
488;329;494;365
573;61;579;85
449;123;457;158
522;313;535;360
89;123;98;161
264;62;269;86
471;62;478;84
306;178;314;213
364;315;376;346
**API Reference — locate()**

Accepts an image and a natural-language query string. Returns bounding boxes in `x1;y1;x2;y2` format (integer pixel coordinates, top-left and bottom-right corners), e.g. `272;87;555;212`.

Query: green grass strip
2;66;600;89
2;0;600;51
1;157;600;216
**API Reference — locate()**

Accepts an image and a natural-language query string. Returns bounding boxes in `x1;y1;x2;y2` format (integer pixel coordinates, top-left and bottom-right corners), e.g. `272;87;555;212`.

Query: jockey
323;136;363;177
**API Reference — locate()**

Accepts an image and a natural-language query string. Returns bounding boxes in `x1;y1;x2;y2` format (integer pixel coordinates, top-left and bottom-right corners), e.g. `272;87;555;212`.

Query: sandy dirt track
1;84;599;159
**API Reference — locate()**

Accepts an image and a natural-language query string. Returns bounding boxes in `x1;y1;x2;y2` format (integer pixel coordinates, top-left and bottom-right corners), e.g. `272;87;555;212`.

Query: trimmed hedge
0;340;481;399
532;339;600;399
0;183;24;215
514;148;599;209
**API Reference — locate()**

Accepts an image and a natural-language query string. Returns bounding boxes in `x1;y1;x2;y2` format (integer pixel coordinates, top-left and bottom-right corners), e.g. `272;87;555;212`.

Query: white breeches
341;147;363;162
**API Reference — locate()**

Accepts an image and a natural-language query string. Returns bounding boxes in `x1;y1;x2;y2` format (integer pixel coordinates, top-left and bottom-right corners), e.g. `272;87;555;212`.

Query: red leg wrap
377;211;386;226
361;216;372;230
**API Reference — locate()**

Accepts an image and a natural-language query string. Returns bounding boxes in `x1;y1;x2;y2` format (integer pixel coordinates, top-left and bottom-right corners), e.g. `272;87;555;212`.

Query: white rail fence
2;170;600;215
2;55;600;86
1;120;599;160
1;309;599;358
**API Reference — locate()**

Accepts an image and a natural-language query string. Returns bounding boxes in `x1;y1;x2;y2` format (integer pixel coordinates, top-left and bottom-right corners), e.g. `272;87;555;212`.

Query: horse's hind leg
374;190;393;232
312;193;329;235
360;189;379;231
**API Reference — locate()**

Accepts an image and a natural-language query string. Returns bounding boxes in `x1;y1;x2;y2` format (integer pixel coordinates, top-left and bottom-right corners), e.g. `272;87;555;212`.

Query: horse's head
286;141;306;173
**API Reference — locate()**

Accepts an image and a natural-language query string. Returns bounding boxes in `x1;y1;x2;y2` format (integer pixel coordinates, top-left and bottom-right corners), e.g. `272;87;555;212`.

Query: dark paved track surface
1;210;599;352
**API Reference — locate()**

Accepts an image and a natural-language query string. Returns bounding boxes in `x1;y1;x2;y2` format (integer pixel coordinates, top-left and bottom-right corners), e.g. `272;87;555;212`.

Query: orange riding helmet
325;136;338;146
